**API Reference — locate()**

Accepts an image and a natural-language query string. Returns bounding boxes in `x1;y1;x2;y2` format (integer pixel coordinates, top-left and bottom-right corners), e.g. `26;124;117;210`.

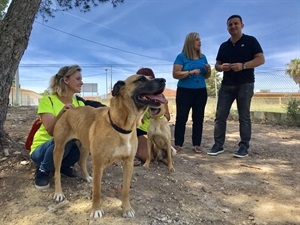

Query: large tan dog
52;75;167;219
143;105;175;172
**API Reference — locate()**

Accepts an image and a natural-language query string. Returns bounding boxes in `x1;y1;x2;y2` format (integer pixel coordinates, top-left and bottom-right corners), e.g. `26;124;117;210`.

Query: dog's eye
135;76;147;83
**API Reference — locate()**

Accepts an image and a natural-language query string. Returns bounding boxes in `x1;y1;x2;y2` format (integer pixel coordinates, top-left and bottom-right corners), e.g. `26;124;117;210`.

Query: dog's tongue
145;94;168;104
150;108;160;116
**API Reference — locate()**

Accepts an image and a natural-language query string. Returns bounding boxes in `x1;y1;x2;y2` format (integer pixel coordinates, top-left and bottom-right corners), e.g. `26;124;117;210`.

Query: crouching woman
30;65;85;189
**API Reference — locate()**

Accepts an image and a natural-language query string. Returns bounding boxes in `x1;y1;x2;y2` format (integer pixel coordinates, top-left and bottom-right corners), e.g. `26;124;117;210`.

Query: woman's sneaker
60;166;76;177
35;168;50;190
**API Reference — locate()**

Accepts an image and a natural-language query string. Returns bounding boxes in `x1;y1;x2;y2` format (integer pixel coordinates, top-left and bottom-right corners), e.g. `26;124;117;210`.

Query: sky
17;0;300;96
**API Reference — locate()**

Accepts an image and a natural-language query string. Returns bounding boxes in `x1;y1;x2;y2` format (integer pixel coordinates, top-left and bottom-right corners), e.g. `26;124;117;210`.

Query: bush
286;98;300;126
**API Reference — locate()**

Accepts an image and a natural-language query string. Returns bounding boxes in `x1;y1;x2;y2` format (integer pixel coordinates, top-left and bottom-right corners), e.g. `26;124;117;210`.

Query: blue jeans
31;139;80;172
214;83;254;149
174;87;208;147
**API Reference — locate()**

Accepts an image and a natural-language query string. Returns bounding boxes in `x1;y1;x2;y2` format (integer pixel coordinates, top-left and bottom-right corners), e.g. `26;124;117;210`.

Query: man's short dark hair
227;15;243;24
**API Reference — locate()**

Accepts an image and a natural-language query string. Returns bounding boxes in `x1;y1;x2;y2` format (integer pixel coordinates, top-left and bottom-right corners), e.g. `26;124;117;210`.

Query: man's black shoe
233;146;249;158
207;144;224;156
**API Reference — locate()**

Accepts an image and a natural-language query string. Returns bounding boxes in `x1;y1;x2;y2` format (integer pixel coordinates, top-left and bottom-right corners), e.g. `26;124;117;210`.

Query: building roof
163;88;176;97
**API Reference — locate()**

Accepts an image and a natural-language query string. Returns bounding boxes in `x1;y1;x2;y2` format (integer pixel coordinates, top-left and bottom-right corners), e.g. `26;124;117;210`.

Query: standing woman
30;65;85;189
173;32;211;154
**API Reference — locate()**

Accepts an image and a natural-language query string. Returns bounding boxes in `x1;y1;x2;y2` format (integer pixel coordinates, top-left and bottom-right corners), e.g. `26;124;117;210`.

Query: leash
108;110;132;134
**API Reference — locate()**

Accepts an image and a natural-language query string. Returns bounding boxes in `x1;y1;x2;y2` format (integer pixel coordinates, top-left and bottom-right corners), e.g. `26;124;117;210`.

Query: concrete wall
251;111;287;121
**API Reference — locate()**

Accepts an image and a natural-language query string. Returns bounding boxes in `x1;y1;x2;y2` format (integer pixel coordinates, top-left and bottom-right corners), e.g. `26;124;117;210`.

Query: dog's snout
157;78;166;83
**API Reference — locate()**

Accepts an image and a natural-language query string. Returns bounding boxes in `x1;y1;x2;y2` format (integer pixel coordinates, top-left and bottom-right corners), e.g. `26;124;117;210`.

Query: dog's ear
112;80;125;96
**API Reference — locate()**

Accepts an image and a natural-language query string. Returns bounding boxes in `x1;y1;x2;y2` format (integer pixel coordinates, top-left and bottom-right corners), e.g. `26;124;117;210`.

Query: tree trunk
0;0;41;155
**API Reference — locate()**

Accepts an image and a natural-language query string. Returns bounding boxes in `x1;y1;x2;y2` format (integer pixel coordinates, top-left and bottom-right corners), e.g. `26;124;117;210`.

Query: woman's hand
57;104;75;117
62;103;75;112
43;104;75;136
189;69;201;75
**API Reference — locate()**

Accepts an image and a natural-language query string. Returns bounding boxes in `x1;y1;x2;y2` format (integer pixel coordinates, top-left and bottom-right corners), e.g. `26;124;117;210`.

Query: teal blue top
174;53;208;89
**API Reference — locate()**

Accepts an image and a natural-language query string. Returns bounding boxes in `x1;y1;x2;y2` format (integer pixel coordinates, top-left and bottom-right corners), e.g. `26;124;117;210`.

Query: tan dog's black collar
108;110;132;134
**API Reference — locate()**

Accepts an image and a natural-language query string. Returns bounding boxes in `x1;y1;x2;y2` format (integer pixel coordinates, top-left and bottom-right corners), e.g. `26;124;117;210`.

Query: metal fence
167;70;300;115
245;70;299;113
10;68;300;113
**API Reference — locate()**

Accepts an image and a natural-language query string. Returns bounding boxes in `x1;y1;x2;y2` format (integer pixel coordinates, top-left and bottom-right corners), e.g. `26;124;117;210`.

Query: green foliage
286;98;300;126
285;58;300;90
38;0;124;21
206;69;222;97
0;0;9;19
41;89;51;96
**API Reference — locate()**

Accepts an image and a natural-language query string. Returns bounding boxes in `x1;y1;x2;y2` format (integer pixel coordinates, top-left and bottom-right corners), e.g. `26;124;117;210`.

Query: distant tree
0;0;124;155
286;58;300;91
206;69;222;97
42;89;51;96
0;0;9;19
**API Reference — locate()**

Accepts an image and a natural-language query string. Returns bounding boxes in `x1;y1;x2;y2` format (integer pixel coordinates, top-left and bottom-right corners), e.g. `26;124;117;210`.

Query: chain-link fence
248;70;299;113
10;68;300;114
167;70;300;118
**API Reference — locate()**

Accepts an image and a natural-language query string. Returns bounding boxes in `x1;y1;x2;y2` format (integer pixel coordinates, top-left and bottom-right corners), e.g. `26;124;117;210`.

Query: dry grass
98;96;289;119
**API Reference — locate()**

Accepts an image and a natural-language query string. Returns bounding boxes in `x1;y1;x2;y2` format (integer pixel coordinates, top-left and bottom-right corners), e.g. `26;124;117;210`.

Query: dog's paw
90;209;104;218
53;193;65;202
122;208;135;218
168;166;175;173
85;175;92;183
142;162;150;168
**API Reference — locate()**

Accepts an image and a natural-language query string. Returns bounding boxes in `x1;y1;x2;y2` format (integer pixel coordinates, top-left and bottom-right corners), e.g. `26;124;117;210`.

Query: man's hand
221;63;231;71
230;63;243;72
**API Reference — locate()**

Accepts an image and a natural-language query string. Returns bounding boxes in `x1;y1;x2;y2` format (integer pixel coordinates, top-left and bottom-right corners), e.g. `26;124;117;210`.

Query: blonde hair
49;65;81;96
182;32;202;60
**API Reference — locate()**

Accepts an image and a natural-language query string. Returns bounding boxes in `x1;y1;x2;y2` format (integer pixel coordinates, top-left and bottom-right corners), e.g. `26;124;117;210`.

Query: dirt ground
1;106;300;225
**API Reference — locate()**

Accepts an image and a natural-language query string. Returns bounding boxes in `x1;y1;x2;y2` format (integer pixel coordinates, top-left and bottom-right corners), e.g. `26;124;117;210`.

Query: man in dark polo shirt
208;15;265;158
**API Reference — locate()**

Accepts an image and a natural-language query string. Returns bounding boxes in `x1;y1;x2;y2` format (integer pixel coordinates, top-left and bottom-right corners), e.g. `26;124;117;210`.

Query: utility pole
105;68;108;99
110;65;112;91
15;68;20;106
215;72;218;100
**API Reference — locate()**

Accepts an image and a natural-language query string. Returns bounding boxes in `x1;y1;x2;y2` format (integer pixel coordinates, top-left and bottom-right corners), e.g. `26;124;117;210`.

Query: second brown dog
143;105;175;172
